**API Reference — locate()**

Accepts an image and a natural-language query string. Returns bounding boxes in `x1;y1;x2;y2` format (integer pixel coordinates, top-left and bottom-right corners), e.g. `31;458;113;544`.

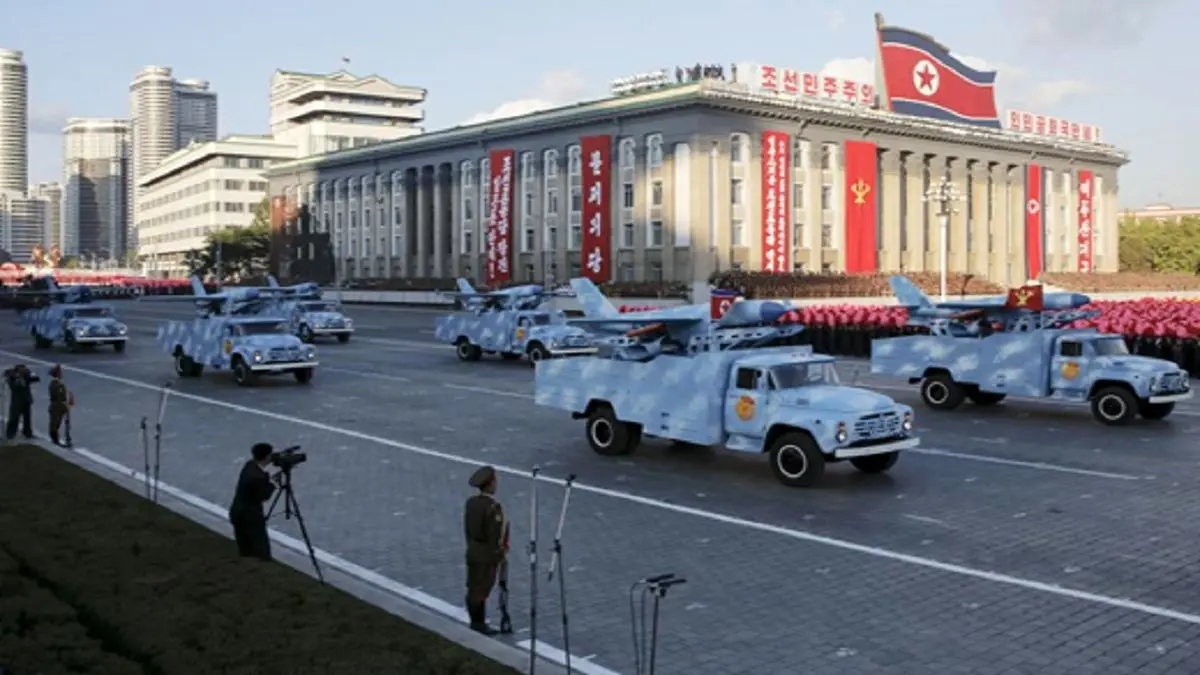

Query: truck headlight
835;422;848;444
74;327;86;336
117;324;127;335
902;412;913;432
305;347;316;360
344;318;353;328
252;351;263;363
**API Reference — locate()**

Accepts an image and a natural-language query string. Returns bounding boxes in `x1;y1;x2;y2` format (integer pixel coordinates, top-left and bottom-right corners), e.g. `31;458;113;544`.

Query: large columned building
266;79;1126;286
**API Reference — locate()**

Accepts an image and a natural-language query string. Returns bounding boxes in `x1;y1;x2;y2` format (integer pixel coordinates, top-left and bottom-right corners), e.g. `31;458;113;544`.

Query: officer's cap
469;465;496;488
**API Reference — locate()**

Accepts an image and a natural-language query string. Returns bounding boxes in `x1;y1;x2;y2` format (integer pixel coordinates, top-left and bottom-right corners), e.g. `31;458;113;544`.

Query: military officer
48;365;72;447
464;465;506;635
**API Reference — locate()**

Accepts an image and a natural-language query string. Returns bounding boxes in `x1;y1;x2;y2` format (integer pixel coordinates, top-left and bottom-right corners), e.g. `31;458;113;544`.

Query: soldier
47;365;72;447
4;364;39;440
464;465;506;635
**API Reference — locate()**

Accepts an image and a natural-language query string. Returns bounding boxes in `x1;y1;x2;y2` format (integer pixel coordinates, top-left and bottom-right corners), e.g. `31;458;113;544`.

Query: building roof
267;80;1129;177
139;135;298;188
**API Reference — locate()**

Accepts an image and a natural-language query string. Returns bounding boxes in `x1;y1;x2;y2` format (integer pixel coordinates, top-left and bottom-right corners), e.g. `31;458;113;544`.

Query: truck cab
158;316;318;386
435;307;596;364
537;346;919;487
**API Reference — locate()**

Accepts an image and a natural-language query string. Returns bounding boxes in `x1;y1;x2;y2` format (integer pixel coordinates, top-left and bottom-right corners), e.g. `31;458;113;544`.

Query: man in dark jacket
464;465;506;635
4;364;39;440
228;443;277;561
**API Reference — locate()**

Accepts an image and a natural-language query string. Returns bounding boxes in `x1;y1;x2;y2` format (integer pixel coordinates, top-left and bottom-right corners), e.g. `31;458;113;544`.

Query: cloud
819;57;874;84
29;103;68;135
465;70;588;125
826;10;846;33
1009;0;1176;48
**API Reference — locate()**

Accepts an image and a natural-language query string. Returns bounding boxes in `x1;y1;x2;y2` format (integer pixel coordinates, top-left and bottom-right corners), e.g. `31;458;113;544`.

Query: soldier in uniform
464;465;506;635
48;365;72;447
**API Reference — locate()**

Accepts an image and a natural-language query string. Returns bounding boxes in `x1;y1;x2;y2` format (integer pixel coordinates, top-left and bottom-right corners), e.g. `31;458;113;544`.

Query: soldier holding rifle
464;465;507;635
48;365;73;447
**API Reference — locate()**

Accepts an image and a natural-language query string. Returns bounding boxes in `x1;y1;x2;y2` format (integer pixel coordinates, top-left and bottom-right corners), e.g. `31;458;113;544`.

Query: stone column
879;150;902;271
416;168;430;278
968;161;989;277
946;158;969;274
988;163;1011;287
433;167;447;278
1008;165;1027;283
902;153;926;272
1062;171;1077;274
827;141;844;271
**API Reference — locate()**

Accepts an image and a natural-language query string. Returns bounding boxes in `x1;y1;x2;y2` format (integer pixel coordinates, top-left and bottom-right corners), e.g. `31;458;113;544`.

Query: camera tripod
526;468;578;675
266;466;324;583
139;382;172;502
630;573;687;675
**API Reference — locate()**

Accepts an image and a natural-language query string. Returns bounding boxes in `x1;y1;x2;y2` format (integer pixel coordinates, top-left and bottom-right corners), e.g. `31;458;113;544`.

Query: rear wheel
175;351;197;377
921;373;965;411
336;333;351;343
293;368;314;384
456;339;482;362
1090;386;1137;426
1138;401;1174;421
64;333;79;353
850;451;900;474
298;324;314;343
585;405;640;456
768;432;826;487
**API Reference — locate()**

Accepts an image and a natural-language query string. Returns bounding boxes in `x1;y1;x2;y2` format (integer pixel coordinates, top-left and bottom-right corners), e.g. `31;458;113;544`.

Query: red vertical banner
486;149;515;285
843;140;879;273
760;131;791;272
269;195;287;278
1076;169;1094;273
580;135;612;282
1024;163;1044;280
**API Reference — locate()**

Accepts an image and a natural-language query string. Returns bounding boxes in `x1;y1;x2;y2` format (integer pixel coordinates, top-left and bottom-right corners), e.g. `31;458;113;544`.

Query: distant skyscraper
0;49;29;194
129;66;217;253
0;192;49;263
62;118;129;257
28;181;62;252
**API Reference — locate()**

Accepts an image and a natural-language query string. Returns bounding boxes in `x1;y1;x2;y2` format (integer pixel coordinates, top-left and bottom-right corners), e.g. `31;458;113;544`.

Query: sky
1;0;1188;207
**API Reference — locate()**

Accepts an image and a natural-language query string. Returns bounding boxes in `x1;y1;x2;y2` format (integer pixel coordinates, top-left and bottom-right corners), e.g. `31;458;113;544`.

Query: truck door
1050;338;1088;395
724;366;768;440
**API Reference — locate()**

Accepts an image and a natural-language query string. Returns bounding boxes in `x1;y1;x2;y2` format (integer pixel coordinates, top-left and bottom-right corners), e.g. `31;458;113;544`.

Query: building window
568;146;582;175
618;261;635;282
820;185;832;210
568;145;582;250
544;149;559;179
520;151;535;179
732;219;744;247
651;180;663;207
461;161;474;189
623;184;635;209
646;134;664;169
821;223;833;248
543;149;559;255
793;183;805;208
464;231;473;255
647;262;663;282
648;220;663;247
820;143;834;170
731;179;744;206
621;222;635;248
619;138;636;169
730;134;747;164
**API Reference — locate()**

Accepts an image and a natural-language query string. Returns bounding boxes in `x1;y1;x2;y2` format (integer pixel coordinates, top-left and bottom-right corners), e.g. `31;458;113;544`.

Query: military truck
157;316;318;386
25;303;129;352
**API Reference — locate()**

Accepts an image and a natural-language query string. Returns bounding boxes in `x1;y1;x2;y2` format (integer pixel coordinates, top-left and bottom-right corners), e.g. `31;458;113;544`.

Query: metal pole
528;466;541;675
939;211;949;302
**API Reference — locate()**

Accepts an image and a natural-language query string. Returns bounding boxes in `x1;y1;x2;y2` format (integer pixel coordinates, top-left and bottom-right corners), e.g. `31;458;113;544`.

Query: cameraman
4;364;39;440
228;442;277;561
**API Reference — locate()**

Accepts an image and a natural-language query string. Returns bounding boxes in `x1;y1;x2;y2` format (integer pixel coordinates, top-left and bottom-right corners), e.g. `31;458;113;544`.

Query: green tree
1119;216;1200;274
184;199;271;282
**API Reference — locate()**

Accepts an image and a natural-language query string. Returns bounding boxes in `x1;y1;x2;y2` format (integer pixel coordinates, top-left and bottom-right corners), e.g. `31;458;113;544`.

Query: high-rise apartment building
28;181;62;251
269;69;425;157
0;192;49;263
0;49;28;194
63;118;129;257
129;66;218;254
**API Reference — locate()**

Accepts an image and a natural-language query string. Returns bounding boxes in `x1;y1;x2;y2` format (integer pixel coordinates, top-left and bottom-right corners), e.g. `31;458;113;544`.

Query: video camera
270;445;307;470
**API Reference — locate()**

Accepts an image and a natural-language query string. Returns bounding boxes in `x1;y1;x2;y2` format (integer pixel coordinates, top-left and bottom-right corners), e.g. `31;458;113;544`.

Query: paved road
4;300;1200;675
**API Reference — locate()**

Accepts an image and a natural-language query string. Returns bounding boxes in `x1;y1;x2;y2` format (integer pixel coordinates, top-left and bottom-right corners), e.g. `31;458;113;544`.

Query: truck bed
870;331;1057;398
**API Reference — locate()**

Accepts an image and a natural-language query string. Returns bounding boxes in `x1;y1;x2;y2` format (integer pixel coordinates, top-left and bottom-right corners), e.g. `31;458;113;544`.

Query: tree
184;199;271;282
1118;216;1200;274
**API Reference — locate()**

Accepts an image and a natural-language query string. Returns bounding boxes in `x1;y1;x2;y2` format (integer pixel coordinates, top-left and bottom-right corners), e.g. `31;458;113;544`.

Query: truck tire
337;333;351;343
64;332;79;353
850;451;900;474
455;338;482;362
32;331;50;349
175;351;197;377
768;432;826;487
1138;401;1175;421
527;342;550;365
921;373;965;411
967;391;1006;406
586;405;639;456
293;368;314;384
233;359;256;387
1091;386;1136;425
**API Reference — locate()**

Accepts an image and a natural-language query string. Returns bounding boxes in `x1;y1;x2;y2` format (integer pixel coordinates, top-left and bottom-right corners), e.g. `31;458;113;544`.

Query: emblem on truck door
735;395;756;421
1061;361;1080;379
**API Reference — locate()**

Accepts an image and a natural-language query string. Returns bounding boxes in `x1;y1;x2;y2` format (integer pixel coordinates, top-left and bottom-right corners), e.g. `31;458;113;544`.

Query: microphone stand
151;381;172;503
139;416;151;499
629;573;687;675
528;466;540;675
546;474;576;674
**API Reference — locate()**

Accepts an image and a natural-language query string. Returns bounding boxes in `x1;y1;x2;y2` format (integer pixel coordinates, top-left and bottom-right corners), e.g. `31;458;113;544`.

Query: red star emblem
917;64;937;92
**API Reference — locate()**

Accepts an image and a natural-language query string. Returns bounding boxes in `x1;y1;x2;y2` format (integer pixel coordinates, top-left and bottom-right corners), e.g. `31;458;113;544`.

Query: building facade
28;181;61;251
269;69;426;157
1121;203;1200;223
129;66;218;253
267;81;1127;286
136;135;296;276
0;192;48;262
0;49;28;194
62;117;129;257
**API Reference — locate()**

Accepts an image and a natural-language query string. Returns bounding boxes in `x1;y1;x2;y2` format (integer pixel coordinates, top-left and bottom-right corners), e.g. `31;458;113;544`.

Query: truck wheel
337;333;351;343
921;373;965;411
175;351;195;377
293;368;314;384
233;359;256;387
455;338;482;362
114;341;126;353
64;333;79;353
1138;401;1175;421
967;391;1006;406
768;432;825;487
586;406;638;456
1091;386;1136;425
527;342;550;366
850;451;900;474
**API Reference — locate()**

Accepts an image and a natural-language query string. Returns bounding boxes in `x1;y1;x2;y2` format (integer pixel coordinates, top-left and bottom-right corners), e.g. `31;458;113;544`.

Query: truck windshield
771;361;841;388
235;322;287;336
66;307;110;318
300;302;338;313
1092;338;1129;356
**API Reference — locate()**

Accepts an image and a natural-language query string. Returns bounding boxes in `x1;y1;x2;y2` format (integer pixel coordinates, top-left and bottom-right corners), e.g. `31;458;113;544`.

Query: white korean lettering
588;212;602;237
589;150;603;176
588;183;602;205
586;247;603;274
1079;180;1091;196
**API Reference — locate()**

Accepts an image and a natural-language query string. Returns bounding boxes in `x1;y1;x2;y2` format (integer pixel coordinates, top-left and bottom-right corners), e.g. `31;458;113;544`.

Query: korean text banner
877;24;1001;128
486;149;515;284
1024;163;1045;281
843;140;879;273
1077;170;1095;273
580;135;612;282
760;131;791;273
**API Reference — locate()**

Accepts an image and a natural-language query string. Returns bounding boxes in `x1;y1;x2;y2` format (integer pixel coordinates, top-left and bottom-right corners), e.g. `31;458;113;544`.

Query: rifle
498;521;513;633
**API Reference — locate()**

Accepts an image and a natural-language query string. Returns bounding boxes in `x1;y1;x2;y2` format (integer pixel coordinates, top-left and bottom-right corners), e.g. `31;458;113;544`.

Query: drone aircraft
140;276;286;317
566;278;803;360
261;275;323;299
888;275;1097;336
447;278;566;312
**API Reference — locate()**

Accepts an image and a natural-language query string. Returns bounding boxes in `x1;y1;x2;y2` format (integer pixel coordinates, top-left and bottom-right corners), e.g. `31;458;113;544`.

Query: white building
135;135;296;276
0;191;49;263
62;118;130;258
269;69;425;157
28;181;62;251
129;66;218;253
0;49;28;194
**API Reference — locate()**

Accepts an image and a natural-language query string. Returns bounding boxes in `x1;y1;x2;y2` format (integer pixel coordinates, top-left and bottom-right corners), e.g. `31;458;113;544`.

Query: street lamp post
923;176;965;302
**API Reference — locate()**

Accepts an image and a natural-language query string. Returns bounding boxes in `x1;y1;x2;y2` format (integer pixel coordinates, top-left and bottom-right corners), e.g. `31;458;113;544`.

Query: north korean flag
877;24;1001;129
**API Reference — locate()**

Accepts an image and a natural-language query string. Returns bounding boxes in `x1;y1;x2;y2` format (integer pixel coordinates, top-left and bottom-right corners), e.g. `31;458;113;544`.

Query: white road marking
443;383;535;400
323;366;412;383
903;514;950;526
8;348;1200;628
515;641;622;675
912;448;1141;481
